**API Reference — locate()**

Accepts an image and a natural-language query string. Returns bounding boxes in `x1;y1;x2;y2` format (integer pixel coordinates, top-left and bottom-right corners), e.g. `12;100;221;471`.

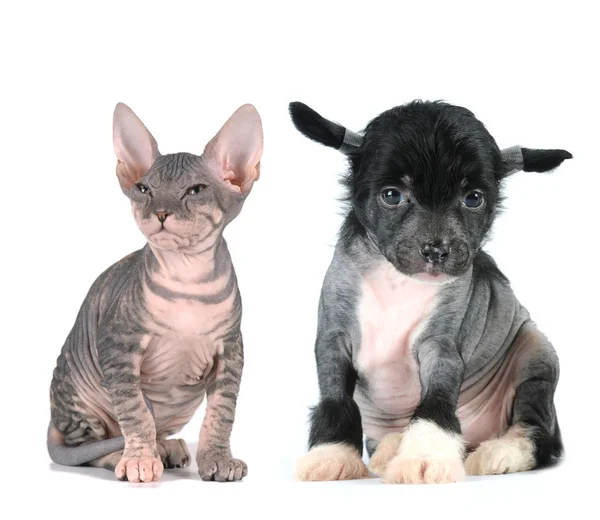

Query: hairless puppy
48;103;263;483
289;100;571;484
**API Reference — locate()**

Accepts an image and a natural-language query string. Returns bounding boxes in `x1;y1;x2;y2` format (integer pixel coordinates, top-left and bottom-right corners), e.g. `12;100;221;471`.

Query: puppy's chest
356;264;440;412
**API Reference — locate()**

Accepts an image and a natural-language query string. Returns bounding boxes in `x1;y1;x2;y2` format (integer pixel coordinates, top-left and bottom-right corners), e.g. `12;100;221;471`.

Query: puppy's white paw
383;452;466;484
368;432;403;476
465;428;535;475
382;420;465;484
294;443;370;481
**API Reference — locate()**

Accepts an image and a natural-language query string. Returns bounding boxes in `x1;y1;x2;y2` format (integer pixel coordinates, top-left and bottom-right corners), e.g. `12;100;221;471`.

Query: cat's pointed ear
203;104;263;195
113;103;160;190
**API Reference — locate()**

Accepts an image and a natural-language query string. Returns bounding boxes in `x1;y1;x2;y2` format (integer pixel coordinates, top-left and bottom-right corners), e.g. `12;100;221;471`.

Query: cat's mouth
149;229;192;250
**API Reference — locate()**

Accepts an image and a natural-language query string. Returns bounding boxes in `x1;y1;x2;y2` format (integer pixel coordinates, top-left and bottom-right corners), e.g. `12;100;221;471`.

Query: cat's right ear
113;103;160;190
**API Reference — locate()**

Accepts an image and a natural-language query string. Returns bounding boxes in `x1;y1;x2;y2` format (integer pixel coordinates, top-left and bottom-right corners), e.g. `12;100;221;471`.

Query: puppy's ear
499;145;572;178
288;102;362;154
521;148;573;172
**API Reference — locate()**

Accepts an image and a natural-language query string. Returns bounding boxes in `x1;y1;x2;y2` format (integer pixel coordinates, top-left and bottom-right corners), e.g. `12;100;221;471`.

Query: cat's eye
186;184;206;196
136;183;150;194
381;187;405;206
462;190;484;208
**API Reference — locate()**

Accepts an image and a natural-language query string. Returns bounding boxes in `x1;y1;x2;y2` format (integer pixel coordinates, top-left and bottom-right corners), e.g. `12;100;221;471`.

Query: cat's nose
155;210;170;223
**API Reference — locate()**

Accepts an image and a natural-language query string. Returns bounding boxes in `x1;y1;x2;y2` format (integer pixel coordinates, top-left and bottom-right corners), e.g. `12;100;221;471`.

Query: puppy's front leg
294;333;369;481
196;335;246;482
384;342;466;484
97;332;162;483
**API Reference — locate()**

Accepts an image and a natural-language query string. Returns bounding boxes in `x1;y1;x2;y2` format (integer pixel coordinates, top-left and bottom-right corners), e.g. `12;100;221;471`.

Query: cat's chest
356;263;440;406
140;272;239;385
143;271;238;336
140;333;218;387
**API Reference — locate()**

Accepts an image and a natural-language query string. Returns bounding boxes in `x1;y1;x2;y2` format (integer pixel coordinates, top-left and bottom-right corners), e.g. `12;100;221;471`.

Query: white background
1;1;598;518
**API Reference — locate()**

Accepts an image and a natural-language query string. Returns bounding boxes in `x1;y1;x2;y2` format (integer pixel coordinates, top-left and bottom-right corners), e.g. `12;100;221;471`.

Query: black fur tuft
288;102;346;150
308;397;363;454
412;398;462;435
532;421;564;469
522;148;572;173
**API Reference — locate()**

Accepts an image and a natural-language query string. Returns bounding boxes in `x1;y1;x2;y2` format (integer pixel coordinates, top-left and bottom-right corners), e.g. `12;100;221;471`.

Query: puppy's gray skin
289;101;571;483
48;103;263;483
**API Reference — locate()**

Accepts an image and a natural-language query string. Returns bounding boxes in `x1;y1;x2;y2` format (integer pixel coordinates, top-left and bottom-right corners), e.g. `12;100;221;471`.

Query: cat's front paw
197;454;247;482
115;450;164;483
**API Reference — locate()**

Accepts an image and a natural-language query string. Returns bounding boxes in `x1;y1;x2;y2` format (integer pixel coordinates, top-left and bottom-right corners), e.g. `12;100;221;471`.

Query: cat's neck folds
146;237;227;283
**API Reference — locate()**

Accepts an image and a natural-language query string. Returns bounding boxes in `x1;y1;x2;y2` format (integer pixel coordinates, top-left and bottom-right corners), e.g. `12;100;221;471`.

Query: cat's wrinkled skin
288;100;571;484
48;102;263;483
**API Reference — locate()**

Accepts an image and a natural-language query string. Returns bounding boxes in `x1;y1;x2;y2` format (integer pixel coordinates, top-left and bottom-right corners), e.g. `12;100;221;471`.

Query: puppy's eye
462;190;484;208
186;184;206;196
136;183;150;194
381;188;405;206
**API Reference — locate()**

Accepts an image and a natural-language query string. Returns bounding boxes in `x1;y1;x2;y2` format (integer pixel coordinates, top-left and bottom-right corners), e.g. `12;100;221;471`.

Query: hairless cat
48;103;263;483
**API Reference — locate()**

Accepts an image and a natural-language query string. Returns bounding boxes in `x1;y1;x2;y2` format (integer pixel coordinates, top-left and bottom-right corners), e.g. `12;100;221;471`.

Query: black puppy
289;100;571;483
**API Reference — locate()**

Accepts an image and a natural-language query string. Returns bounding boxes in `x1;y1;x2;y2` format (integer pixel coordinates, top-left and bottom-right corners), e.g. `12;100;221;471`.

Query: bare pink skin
354;261;538;449
457;322;541;447
140;243;237;436
355;262;436;422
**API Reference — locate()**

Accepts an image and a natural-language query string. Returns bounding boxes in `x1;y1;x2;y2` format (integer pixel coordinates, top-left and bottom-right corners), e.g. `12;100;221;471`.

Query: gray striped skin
49;103;262;482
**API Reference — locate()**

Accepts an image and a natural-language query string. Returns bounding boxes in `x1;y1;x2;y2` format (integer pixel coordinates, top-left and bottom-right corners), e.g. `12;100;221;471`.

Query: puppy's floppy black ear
288;102;363;154
500;145;572;178
521;148;573;172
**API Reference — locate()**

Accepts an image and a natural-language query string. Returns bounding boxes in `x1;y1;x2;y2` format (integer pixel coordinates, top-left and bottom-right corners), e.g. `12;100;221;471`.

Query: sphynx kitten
48;103;263;483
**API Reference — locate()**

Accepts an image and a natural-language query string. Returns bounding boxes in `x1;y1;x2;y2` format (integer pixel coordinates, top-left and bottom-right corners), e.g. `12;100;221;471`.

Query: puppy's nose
155;210;170;223
420;242;450;264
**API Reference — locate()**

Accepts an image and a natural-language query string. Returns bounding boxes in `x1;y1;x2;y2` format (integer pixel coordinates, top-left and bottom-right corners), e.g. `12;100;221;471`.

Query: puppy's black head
289;100;572;282
349;101;501;280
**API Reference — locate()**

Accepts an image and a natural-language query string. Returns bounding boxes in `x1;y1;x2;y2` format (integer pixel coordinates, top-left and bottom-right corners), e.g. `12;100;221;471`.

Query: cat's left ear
203;104;263;195
113;103;160;190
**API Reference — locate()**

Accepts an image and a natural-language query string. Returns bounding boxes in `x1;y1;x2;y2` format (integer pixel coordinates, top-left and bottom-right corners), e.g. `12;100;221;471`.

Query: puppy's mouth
386;243;471;284
387;258;457;283
411;265;457;285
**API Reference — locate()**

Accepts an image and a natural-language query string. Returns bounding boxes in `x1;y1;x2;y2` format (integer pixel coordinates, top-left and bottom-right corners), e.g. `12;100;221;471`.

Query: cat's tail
47;394;154;466
47;423;126;466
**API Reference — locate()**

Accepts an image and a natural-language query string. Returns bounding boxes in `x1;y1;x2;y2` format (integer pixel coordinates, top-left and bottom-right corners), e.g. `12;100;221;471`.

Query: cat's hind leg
156;439;191;469
85;450;124;472
48;379;125;468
